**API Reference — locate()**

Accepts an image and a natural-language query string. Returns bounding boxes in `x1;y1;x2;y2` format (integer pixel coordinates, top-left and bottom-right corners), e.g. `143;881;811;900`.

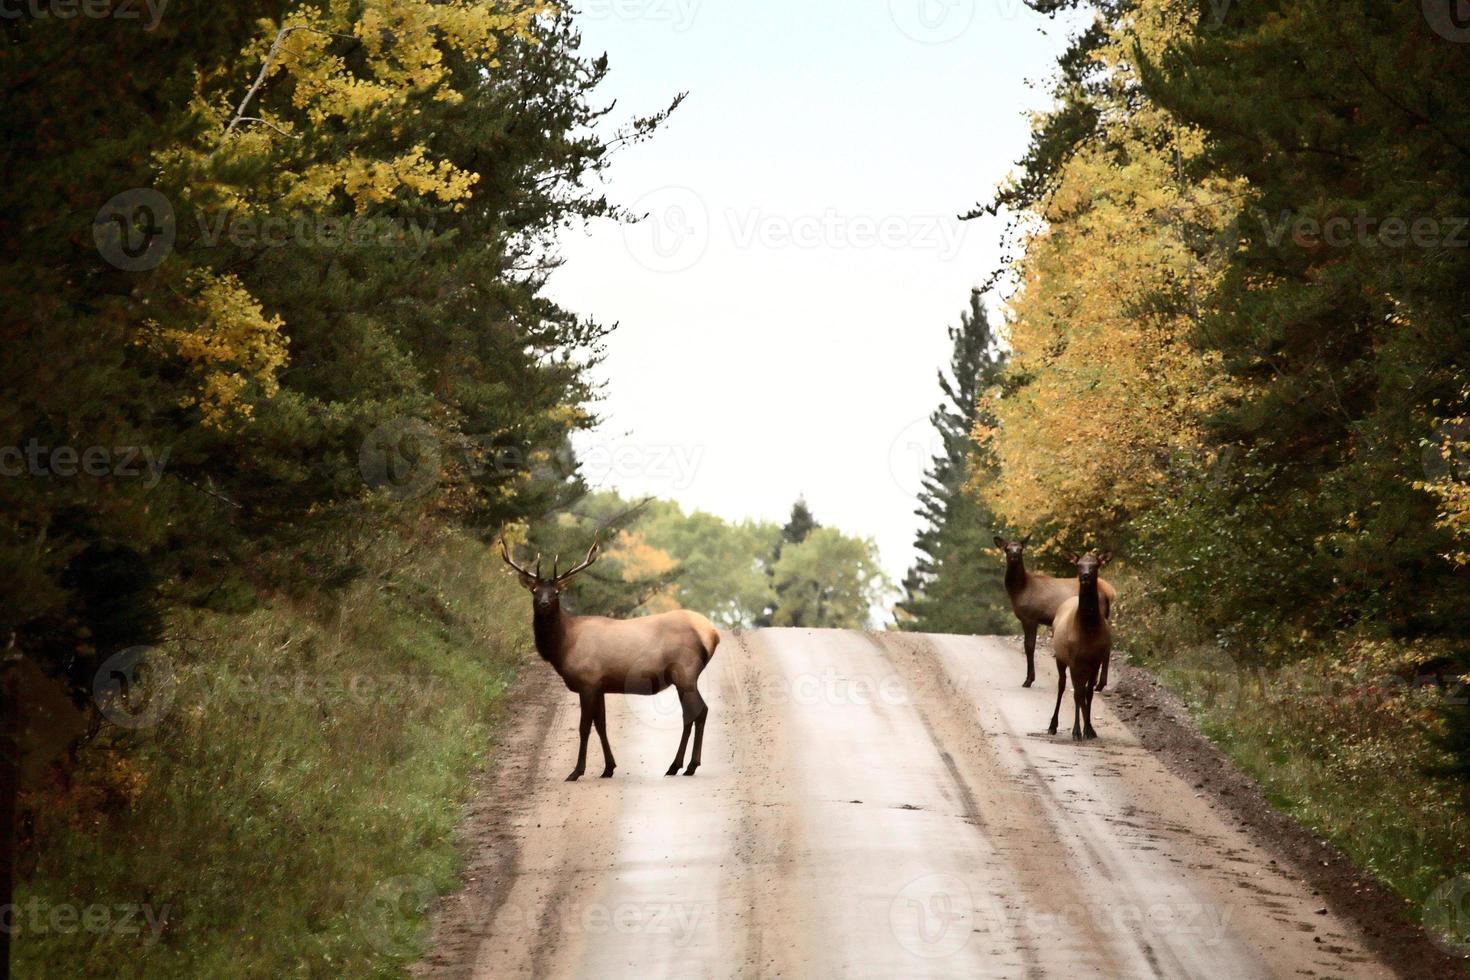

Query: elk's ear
1097;551;1113;567
1062;549;1080;564
1021;533;1032;546
514;569;537;589
993;536;1007;550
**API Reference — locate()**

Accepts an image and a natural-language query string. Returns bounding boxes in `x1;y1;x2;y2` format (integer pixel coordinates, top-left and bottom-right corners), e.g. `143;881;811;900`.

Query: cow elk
500;535;721;781
995;535;1116;688
1048;551;1113;741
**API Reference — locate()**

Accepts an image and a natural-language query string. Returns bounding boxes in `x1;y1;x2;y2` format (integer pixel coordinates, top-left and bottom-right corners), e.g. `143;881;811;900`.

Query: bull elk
1048;551;1113;741
995;535;1116;688
500;535;721;781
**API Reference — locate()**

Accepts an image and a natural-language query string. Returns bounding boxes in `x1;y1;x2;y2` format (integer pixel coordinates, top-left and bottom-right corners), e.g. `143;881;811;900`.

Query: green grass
1123;587;1470;941
14;521;529;978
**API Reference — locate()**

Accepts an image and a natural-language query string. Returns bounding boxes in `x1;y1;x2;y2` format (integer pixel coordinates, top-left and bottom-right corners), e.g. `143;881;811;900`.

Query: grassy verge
1122;579;1470;942
14;520;528;977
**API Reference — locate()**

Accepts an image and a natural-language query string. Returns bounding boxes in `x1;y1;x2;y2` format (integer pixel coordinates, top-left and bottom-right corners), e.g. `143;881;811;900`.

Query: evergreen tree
780;497;819;548
770;527;889;630
755;497;820;627
1;6;673;691
896;291;1013;635
1135;0;1470;764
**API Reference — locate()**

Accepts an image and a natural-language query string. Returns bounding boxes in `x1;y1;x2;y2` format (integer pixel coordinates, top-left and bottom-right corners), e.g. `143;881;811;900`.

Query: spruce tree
779;497;818;548
754;497;820;627
1136;0;1470;769
897;291;1013;635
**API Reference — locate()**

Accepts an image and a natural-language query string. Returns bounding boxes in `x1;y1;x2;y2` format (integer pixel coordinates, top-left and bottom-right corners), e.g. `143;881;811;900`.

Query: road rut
417;629;1395;979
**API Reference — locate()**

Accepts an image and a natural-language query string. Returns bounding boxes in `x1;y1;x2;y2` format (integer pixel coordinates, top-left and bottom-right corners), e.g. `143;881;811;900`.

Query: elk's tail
699;626;721;667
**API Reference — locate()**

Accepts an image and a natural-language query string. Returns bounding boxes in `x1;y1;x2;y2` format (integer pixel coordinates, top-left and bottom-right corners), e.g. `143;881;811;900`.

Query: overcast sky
550;0;1084;592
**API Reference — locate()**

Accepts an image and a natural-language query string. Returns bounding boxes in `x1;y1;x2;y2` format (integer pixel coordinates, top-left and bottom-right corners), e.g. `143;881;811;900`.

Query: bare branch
217;25;358;150
233;117;301;139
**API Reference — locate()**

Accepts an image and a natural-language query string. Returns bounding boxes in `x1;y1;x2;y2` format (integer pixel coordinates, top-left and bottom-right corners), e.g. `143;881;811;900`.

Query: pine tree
897;291;1013;635
754;497;820;627
1133;0;1470;774
779;497;818;548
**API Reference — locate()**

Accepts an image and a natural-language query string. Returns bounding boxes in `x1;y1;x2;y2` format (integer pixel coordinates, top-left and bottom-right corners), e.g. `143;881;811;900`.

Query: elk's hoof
565;770;583;782
1047;722;1058;735
665;765;680;776
683;765;698;776
600;768;615;779
1072;729;1083;742
1084;728;1098;740
1023;677;1035;688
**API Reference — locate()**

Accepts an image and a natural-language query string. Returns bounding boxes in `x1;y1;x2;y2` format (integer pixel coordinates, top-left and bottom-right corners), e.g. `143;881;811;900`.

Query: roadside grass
14;520;528;978
1122;587;1470;941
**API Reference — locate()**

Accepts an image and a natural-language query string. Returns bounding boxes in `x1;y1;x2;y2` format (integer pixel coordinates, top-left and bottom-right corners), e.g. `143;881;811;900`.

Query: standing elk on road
500;535;721;781
995;535;1116;688
1049;551;1113;741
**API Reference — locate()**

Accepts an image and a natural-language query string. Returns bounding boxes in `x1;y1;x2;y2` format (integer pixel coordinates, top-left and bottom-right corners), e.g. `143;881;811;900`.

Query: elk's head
993;534;1032;565
499;535;600;616
1062;549;1112;587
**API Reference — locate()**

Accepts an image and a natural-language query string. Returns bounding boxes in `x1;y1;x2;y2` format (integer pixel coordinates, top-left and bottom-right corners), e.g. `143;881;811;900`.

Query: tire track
420;630;1399;979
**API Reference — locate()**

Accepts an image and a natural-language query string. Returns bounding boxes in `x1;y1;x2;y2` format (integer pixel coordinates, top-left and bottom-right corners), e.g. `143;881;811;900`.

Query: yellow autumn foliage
172;0;549;214
1417;402;1470;566
145;273;288;428
149;0;548;427
607;530;682;614
977;0;1245;544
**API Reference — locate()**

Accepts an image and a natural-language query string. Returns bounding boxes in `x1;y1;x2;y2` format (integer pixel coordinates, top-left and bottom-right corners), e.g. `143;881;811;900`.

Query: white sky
551;0;1085;587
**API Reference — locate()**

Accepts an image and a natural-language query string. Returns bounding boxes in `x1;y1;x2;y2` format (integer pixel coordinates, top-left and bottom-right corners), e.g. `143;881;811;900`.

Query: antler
554;534;600;585
499;535;542;582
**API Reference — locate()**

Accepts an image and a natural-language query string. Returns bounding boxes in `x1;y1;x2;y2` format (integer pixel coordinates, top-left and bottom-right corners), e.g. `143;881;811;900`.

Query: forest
1;4;886;973
897;0;1470;922
3;0;1469;975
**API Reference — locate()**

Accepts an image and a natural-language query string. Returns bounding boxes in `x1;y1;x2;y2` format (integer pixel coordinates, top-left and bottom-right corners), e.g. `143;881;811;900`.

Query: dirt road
416;629;1400;978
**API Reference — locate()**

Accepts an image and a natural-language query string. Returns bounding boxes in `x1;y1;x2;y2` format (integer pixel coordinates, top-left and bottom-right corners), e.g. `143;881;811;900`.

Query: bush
14;521;528;978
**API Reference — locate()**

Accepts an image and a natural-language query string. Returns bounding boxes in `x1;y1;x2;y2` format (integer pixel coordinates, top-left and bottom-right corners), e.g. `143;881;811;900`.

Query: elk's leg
1071;666;1085;741
567;692;592;782
1023;622;1039;687
684;688;709;776
1048;665;1066;735
667;688;695;777
1082;670;1099;740
1098;648;1111;692
592;693;616;778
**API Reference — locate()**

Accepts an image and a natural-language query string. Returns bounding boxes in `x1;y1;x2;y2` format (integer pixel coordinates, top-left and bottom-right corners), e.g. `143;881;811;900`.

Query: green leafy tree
2;5;675;693
770;527;890;629
1133;0;1470;654
640;502;780;628
753;497;820;626
897;291;1013;635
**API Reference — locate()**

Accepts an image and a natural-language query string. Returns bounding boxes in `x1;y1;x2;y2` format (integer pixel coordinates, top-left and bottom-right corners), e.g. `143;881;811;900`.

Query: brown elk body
1048;551;1113;741
502;537;720;780
994;536;1116;688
